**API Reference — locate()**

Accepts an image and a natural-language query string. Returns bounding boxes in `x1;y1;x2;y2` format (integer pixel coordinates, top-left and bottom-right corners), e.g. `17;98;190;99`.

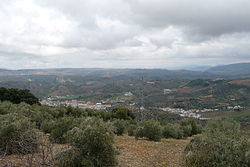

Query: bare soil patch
116;135;189;167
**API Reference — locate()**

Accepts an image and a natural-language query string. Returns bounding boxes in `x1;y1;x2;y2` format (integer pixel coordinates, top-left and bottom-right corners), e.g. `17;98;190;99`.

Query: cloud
127;0;250;36
0;0;250;69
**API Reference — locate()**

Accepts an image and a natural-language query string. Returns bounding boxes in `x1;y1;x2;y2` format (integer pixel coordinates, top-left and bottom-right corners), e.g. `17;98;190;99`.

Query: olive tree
57;117;117;167
0;113;38;156
185;119;250;167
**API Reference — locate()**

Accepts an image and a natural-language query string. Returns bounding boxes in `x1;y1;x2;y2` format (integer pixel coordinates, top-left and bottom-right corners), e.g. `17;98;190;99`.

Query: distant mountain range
168;65;212;71
0;63;250;100
206;63;250;77
0;68;10;72
1;63;250;79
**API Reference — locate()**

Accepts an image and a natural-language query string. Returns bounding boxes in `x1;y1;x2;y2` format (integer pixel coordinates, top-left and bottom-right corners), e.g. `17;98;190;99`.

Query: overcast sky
1;0;250;69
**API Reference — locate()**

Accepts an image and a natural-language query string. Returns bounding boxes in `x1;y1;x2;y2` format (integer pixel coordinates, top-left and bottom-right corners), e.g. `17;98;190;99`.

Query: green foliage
57;117;117;167
111;107;135;120
180;125;192;137
49;117;76;144
41;119;55;134
174;126;184;139
162;119;202;139
0;87;39;105
162;124;178;138
135;120;162;141
186;79;210;87
0;113;38;155
127;123;138;136
180;119;202;137
185;119;250;167
85;109;112;121
112;119;127;136
231;112;250;122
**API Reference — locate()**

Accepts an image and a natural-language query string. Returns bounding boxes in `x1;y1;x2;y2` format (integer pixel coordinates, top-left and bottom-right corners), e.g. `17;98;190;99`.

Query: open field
0;135;189;167
116;135;189;167
202;109;250;118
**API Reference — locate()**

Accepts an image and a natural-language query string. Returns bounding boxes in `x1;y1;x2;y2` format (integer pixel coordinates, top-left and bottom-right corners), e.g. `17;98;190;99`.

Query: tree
135;120;162;141
57;118;117;167
112;119;126;136
111;107;135;120
0;87;39;105
185;119;250;167
0;113;38;155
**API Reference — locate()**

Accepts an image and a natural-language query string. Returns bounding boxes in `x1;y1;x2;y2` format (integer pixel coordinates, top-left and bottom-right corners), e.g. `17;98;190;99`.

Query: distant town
41;95;246;120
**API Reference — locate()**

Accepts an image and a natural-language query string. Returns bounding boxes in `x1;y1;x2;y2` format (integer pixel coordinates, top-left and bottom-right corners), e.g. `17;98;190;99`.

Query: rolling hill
207;63;250;77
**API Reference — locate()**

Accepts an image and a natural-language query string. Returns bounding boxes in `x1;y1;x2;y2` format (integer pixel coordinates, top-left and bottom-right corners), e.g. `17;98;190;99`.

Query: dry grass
229;80;250;86
176;86;204;93
116;135;189;167
0;135;189;167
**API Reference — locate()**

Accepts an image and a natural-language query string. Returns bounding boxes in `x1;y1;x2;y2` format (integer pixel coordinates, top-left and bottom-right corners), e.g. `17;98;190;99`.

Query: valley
1;64;250;121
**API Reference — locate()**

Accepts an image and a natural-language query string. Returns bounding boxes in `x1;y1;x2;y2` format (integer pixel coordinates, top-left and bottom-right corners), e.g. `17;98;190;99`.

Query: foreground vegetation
185;119;250;167
1;88;250;167
0;100;201;166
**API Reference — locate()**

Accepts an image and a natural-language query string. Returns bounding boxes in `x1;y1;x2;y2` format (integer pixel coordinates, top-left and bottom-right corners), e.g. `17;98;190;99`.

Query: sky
1;0;250;69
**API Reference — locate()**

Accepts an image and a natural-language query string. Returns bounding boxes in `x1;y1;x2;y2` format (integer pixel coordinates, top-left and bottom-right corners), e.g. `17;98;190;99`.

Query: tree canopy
0;87;39;105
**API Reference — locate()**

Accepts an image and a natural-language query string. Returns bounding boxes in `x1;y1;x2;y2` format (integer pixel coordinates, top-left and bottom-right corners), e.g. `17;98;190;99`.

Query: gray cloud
127;0;250;36
0;0;250;69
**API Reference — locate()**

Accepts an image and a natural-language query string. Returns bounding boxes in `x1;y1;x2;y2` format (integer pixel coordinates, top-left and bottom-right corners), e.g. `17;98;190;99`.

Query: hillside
1;71;250;110
207;63;250;77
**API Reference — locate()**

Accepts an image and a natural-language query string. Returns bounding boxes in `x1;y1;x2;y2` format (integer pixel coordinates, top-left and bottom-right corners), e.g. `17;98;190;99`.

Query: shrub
41;119;55;133
127;124;137;136
180;125;192;137
174;126;184;139
57;117;117;167
185;119;250;167
162;124;178;138
0;113;38;155
112;119;126;136
32;110;54;129
180;119;202;136
49;117;75;143
135;120;162;141
50;107;67;119
0;101;18;115
111;107;135;120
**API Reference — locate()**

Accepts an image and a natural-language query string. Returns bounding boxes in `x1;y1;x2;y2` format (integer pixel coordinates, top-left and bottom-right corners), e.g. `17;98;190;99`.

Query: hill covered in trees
0;87;39;105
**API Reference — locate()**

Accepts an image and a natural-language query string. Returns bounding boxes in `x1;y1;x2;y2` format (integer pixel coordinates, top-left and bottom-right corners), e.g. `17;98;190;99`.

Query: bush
49;117;75;143
127;124;137;136
0;113;38;155
32;109;54;129
0;87;39;105
41;119;55;133
180;125;192;137
111;107;135;120
180;119;202;136
174;126;184;139
162;124;178;138
0;101;19;115
57;117;117;167
135;120;162;141
185;119;250;167
112;119;126;136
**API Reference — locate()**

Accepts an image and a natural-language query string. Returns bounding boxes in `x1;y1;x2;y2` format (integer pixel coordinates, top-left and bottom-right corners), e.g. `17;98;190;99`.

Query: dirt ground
116;135;189;167
0;135;189;167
